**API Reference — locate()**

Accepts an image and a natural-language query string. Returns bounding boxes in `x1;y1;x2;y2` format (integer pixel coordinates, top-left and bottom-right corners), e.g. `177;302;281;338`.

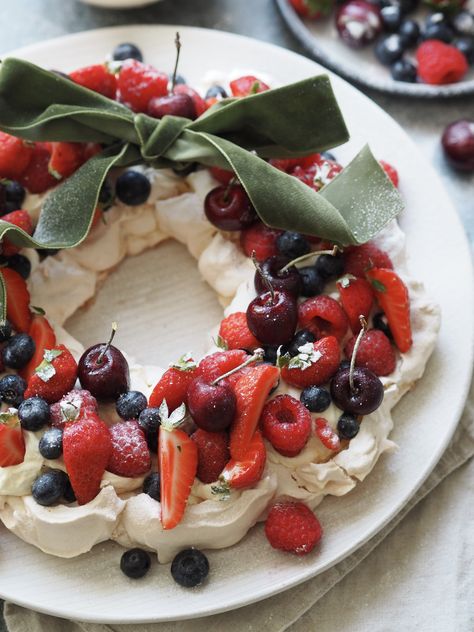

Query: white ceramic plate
276;0;474;97
0;25;472;624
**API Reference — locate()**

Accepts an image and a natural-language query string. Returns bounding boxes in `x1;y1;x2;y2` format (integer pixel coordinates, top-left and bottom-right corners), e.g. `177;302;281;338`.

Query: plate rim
0;23;473;623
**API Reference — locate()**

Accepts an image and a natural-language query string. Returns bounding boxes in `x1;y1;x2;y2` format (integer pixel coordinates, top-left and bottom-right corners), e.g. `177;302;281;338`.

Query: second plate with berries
276;0;474;96
0;24;472;624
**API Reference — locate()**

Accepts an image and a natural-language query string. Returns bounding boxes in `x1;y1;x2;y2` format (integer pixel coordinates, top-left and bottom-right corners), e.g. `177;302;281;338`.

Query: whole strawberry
148;353;196;411
108;420;151;478
280;337;340;388
218;312;260;351
0;132;33;179
191;428;230;484
63;414;112;505
1;209;33;257
265;501;323;555
0;410;25;467
24;345;78;404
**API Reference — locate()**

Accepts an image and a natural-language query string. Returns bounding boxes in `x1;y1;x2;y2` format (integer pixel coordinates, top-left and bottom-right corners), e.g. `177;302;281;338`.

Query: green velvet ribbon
0;58;403;322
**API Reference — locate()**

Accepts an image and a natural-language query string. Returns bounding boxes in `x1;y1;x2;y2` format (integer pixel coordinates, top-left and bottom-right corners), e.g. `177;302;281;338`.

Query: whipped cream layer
0;149;440;561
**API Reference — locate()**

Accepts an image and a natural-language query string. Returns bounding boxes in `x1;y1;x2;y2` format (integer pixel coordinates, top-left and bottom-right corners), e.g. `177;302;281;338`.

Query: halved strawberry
315;418;341;452
1;267;31;333
0;411;25;467
229;363;280;461
19;142;57;194
0;132;34;180
229;75;270;97
159;403;198;530
337;277;374;334
366;268;412;353
0;209;33;257
221;430;266;489
20;313;57;381
148;353;197;411
48;142;85;180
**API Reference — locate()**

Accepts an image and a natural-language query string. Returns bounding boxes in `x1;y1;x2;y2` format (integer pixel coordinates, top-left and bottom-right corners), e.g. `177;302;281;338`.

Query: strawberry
24;344;78;404
240;222;282;262
191;428;230;484
220;429;266;489
315;417;341;451
229;363;280;460
1;267;32;333
218;312;260;351
265;501;323;555
159;403;198;530
63;414;112;505
269;157;302;172
229;75;270;97
117;59;168;113
69;64;117;99
197;349;249;389
0;132;33;179
0;411;25;467
20;313;56;381
50;389;98;427
343;242;393;278
261;394;312;457
0;209;33;257
173;84;208;117
344;329;396;376
148;353;197;411
48;142;85;180
209;166;234;185
366;268;412;353
291;156;343;192
337;277;374;334
379;160;399;187
280;336;340;388
289;0;334;19
19;143;57;194
107;420;151;478
298;295;349;340
82;142;103;161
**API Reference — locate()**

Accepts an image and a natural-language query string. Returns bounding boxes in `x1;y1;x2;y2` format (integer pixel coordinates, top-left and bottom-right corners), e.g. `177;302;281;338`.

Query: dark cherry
336;0;383;48
204;184;257;231
246;290;298;345
254;255;302;298
330;366;384;415
187;376;236;432
147;93;197;120
441;120;474;173
78;344;130;400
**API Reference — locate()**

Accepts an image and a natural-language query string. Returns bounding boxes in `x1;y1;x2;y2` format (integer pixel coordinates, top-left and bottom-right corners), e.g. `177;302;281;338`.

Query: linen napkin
4;376;474;632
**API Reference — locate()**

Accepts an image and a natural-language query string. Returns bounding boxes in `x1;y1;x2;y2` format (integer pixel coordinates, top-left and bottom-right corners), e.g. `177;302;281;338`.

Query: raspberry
298;295;349;340
337;277;374;334
315;418;341;451
379;160;399;187
69;64;117;99
107;420;151;478
191;429;230;484
291;157;343;192
240;222;282;262
269;157;302;172
265;501;323;555
1;210;33;257
343;242;393;278
197;349;249;389
0;132;33;179
416;40;468;85
117;60;168;112
281;336;341;388
344;329;396;376
50;389;98;427
218;312;260;351
261;395;312;457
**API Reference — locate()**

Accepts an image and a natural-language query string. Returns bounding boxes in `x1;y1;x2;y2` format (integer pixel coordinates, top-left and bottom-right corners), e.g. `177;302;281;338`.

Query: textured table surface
0;0;472;630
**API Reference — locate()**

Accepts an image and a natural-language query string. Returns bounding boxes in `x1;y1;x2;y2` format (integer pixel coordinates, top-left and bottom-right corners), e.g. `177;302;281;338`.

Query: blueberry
381;5;402;32
138;407;161;451
398;19;420;47
4;181;25;209
425;12;449;29
373;311;393;340
300;386;331;413
171;548;209;587
63;478;76;503
452;10;474;37
32;470;68;506
315;252;344;280
337;413;360;439
397;0;419;14
39;427;63;459
169;73;186;85
116;390;148;420
276;232;310;260
0;320;12;342
454;36;474;64
115;171;151;206
262;344;280;365
2;333;35;369
112;42;143;62
287;329;316;357
375;34;405;65
0;374;27;406
0;254;32;280
423;22;454;43
120;548;151;579
18;397;50;431
98;179;114;211
205;85;228;99
390;58;417;82
321;151;336;161
298;266;324;297
143;472;160;501
37;248;61;260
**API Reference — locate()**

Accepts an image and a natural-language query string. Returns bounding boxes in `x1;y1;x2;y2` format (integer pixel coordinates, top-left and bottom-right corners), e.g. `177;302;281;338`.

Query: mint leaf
170;352;197;372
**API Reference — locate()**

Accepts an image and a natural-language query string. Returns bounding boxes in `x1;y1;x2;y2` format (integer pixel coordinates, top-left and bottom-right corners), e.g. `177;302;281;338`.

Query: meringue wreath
0;51;439;575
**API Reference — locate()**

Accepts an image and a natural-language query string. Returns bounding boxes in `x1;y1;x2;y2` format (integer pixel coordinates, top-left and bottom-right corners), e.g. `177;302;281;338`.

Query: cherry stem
96;321;118;366
280;245;341;274
212;348;264;385
223;176;238;203
251;251;275;303
349;316;368;393
170;32;181;94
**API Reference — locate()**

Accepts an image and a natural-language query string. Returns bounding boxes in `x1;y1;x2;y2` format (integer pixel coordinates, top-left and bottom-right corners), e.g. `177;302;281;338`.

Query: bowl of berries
276;0;474;96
